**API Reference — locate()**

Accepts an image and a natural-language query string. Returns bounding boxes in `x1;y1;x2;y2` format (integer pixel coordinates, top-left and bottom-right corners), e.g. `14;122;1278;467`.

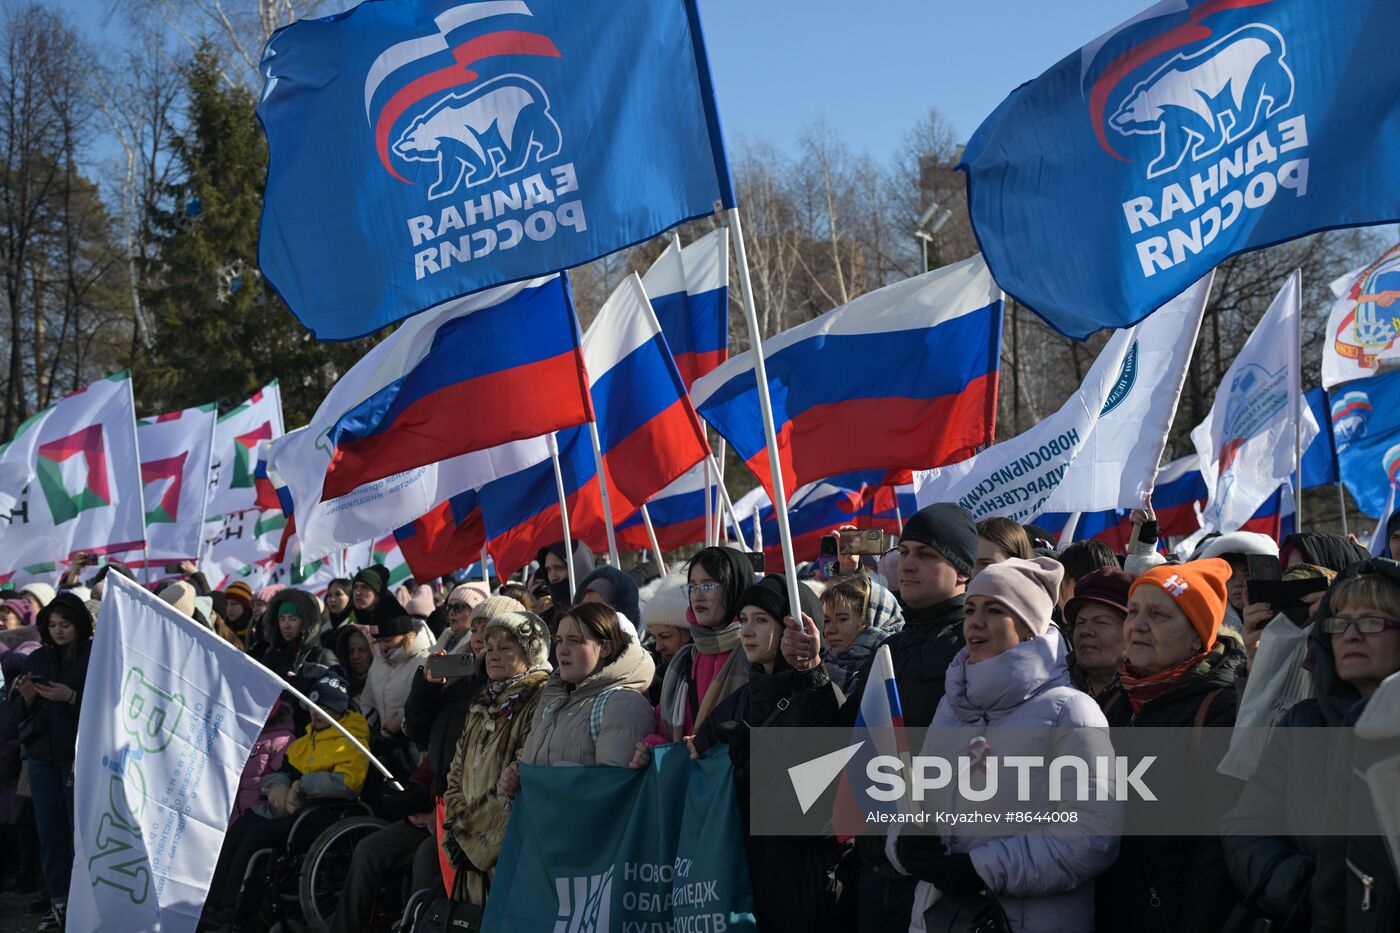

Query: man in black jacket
784;501;977;933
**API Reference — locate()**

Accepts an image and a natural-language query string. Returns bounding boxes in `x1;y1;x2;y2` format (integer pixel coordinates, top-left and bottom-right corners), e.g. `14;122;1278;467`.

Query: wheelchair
232;799;406;933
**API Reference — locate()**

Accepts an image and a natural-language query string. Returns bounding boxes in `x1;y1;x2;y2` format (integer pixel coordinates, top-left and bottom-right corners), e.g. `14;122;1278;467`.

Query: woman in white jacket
361;604;434;736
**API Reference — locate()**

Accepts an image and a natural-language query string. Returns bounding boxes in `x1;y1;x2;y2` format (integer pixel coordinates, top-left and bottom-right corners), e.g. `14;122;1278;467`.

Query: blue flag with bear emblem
258;0;734;340
960;0;1400;340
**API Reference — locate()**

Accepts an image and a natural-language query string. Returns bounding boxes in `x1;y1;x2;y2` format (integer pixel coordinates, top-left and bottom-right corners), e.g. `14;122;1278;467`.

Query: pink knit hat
966;556;1065;637
405;584;436;618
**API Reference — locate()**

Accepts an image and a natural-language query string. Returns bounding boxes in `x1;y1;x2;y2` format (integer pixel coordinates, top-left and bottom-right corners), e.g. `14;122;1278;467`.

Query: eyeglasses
1320;616;1400;635
447;601;471;613
682;582;721;597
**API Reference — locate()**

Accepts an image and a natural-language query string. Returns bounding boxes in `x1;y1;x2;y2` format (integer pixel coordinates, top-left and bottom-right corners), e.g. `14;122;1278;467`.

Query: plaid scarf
1119;647;1214;713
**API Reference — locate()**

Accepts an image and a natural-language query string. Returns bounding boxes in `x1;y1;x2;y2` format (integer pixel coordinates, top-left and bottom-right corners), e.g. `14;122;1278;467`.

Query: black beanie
737;575;826;628
899;503;978;576
353;564;390;595
371;601;415;638
308;670;350;716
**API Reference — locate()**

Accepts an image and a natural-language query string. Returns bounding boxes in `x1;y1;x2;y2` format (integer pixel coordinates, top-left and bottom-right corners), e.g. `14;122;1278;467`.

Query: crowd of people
1;499;1398;932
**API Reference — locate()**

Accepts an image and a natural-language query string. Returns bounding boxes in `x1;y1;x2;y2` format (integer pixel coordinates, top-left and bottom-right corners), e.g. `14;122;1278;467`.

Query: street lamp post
914;202;952;274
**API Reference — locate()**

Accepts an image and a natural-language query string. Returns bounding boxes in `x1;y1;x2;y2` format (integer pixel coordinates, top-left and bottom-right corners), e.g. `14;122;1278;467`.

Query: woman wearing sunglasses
1224;558;1400;933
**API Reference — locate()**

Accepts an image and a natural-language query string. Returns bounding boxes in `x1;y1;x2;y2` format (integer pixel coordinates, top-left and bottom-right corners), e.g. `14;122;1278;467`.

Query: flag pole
480;546;490;589
703;449;714;547
549;436;577;595
893;492;904;536
639;505;667;576
728;208;803;614
710;453;747;550
1293;270;1304;532
714;438;728;544
266;666;404;792
1337;483;1350;537
586;420;620;567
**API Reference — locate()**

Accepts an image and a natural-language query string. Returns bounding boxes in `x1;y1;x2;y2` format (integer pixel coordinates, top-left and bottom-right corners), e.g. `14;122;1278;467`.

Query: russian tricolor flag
319;275;592;500
739;471;912;571
394;489;485;583
480;276;711;575
833;643;908;839
641;229;729;389
615;462;716;552
691;254;1001;500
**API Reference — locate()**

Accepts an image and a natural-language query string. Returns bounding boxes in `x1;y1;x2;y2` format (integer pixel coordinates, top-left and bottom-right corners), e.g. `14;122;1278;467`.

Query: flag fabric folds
0;372;146;577
641;228;730;388
483;747;755;932
258;0;735;340
959;0;1400;339
314;274;589;500
1187;270;1316;545
480;275;710;574
1322;242;1400;389
67;574;283;933
395;488;485;582
615;462;721;552
739;472;912;571
1335;365;1400;519
208;382;284;518
693;254;1002;502
137;404;218;566
914;275;1211;522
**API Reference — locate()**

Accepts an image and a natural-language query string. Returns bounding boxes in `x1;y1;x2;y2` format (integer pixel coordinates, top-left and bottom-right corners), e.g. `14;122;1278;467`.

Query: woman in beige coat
505;602;655;777
442;610;552;906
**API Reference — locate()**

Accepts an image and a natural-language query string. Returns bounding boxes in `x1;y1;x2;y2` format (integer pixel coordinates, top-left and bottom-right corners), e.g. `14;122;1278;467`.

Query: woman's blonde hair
1327;572;1400;619
820;573;871;620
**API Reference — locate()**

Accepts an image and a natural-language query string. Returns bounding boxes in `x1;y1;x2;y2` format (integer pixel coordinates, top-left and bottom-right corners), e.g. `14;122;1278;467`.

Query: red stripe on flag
324;349;592;500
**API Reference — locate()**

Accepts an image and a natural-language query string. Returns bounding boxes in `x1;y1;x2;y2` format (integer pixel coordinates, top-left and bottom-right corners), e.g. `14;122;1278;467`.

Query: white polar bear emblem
393;75;563;200
1110;24;1294;179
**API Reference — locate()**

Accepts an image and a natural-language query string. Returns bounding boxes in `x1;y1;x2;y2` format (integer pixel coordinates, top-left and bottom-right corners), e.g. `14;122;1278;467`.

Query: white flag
208;382;284;517
0;372;147;574
1187;270;1318;546
138;404;218;566
67;573;283;933
199;509;288;591
1321;243;1400;389
915;275;1211;521
267;424;551;563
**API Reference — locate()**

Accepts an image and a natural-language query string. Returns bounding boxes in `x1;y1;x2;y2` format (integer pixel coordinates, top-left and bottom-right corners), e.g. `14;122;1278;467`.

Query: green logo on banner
36;425;111;525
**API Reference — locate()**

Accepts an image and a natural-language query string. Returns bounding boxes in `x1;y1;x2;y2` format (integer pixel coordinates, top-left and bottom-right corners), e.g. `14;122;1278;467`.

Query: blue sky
61;0;1148;162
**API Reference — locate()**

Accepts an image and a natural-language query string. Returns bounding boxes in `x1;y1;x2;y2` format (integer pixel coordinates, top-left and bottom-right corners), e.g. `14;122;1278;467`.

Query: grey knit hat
483;610;552;669
471;595;527;625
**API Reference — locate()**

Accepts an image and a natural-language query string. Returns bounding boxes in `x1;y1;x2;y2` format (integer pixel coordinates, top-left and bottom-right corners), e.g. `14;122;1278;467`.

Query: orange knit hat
1128;559;1232;651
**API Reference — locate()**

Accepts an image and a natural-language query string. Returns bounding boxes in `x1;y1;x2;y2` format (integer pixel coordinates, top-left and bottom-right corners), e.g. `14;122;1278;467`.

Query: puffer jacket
404;664;485;798
13;593;93;762
443;670;550;905
1222;593;1360;932
271;709;373;800
360;619;434;731
1096;638;1244;933
890;627;1119;933
260;588;338;680
519;639;655;766
234;700;296;820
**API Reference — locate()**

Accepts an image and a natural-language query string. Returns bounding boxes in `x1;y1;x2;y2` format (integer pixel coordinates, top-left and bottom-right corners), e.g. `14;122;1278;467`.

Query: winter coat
404;664;485;798
834;594;965;878
429;624;474;657
519;640;655;767
443;670;549;905
12;594;93;762
1221;601;1359;932
235;701;296;821
1308;682;1400;933
260;588;339;681
891;628;1118;933
692;661;844;933
0;626;41;823
573;566;641;627
274;710;373;799
1095;639;1244;933
360;619;434;732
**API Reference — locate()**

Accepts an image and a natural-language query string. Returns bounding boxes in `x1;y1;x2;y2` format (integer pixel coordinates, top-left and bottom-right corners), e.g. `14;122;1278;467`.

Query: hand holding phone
425;652;475;681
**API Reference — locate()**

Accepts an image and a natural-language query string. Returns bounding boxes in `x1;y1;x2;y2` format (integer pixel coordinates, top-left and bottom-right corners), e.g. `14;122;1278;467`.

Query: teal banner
484;745;756;932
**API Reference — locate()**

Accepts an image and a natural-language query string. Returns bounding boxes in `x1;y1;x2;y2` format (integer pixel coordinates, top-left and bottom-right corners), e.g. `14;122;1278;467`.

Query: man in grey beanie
784;501;978;933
